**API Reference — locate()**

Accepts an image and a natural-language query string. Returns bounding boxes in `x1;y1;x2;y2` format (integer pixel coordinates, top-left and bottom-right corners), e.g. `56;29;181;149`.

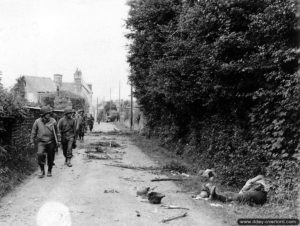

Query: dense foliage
0;77;27;119
41;91;89;111
126;0;299;202
0;76;37;198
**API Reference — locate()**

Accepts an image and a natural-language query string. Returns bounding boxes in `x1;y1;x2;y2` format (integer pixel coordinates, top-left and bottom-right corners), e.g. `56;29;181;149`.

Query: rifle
52;125;59;148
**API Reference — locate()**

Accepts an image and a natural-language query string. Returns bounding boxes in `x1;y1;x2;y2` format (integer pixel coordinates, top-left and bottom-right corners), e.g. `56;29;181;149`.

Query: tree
126;0;299;200
41;91;89;111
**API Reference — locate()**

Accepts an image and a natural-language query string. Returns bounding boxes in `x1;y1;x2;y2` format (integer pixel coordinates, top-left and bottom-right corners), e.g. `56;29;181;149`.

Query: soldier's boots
38;165;45;178
66;158;72;167
38;171;45;178
47;168;52;177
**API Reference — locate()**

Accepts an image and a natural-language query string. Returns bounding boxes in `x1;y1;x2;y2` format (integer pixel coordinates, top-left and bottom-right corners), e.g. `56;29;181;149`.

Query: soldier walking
87;114;94;132
30;106;58;178
76;109;85;141
58;108;77;167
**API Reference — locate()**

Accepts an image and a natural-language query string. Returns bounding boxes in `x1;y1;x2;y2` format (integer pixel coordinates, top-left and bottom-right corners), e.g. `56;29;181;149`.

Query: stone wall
0;108;64;149
10;109;40;149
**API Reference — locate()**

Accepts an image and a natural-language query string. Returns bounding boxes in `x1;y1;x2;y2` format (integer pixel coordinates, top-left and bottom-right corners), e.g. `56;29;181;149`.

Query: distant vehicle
106;110;120;122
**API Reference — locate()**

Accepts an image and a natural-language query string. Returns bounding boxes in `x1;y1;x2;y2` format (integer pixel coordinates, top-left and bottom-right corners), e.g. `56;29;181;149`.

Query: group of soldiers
30;106;93;178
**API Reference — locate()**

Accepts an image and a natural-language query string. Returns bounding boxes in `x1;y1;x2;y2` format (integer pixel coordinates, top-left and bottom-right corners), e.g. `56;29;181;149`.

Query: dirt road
0;123;226;226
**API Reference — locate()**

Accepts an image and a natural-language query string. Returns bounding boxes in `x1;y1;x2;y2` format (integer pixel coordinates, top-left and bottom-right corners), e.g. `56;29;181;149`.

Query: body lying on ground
199;175;269;205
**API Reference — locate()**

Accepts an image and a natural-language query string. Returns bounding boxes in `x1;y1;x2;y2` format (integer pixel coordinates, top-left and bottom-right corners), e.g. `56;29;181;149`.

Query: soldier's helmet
40;106;52;116
78;109;84;113
64;107;73;115
147;192;165;204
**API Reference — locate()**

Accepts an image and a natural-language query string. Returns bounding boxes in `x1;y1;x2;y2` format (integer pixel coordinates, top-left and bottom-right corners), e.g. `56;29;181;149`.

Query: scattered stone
210;203;223;208
119;177;145;182
104;189;119;193
135;210;141;217
136;187;150;196
87;153;111;160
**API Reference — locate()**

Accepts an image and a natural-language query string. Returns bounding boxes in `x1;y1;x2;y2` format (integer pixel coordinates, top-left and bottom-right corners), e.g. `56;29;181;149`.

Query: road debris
150;186;158;191
104;163;161;171
119;176;145;182
151;178;185;182
210;203;223;208
110;149;126;154
161;204;189;210
192;195;209;201
136;187;150;196
90;141;121;148
140;200;149;203
85;147;106;154
135;210;141;217
148;192;165;204
104;189;119;193
87;153;111;160
95;147;106;153
161;212;188;223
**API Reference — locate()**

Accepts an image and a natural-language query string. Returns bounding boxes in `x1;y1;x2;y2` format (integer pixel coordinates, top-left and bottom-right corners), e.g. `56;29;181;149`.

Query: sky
0;0;131;102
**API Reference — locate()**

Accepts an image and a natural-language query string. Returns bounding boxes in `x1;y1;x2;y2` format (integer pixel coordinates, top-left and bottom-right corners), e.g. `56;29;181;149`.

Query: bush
41;90;89;111
163;160;188;173
126;0;299;202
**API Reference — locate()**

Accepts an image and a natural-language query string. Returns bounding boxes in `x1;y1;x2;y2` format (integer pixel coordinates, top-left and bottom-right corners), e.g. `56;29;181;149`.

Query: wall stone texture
1;108;64;150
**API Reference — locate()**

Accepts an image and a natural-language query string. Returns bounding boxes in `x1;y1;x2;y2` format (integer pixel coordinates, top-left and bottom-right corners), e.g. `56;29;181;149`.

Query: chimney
53;74;62;88
87;84;92;90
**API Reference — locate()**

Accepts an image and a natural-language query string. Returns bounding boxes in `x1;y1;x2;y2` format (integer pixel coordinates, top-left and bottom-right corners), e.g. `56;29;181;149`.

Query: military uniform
76;109;85;141
208;175;268;205
87;114;94;132
58;108;76;167
30;106;58;177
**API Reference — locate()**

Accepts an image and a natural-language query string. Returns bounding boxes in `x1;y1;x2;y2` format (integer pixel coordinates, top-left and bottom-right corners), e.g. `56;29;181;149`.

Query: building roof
24;76;56;93
61;82;77;93
24;75;92;97
81;80;93;94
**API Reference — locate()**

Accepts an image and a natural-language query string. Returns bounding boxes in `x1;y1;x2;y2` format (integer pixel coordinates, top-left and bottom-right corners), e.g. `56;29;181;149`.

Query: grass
0;155;37;199
129;134;299;225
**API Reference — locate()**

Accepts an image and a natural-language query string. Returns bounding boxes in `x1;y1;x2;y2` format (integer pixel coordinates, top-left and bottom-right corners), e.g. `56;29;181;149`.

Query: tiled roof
24;75;92;95
61;82;77;93
24;76;56;93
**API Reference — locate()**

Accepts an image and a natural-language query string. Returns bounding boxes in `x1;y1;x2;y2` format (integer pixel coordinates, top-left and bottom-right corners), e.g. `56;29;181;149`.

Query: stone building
53;69;93;112
21;69;93;112
23;76;57;103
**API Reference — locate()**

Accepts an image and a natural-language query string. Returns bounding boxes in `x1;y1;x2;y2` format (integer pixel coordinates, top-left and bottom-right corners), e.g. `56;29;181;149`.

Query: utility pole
109;88;111;114
119;80;121;113
130;83;133;130
96;97;98;118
